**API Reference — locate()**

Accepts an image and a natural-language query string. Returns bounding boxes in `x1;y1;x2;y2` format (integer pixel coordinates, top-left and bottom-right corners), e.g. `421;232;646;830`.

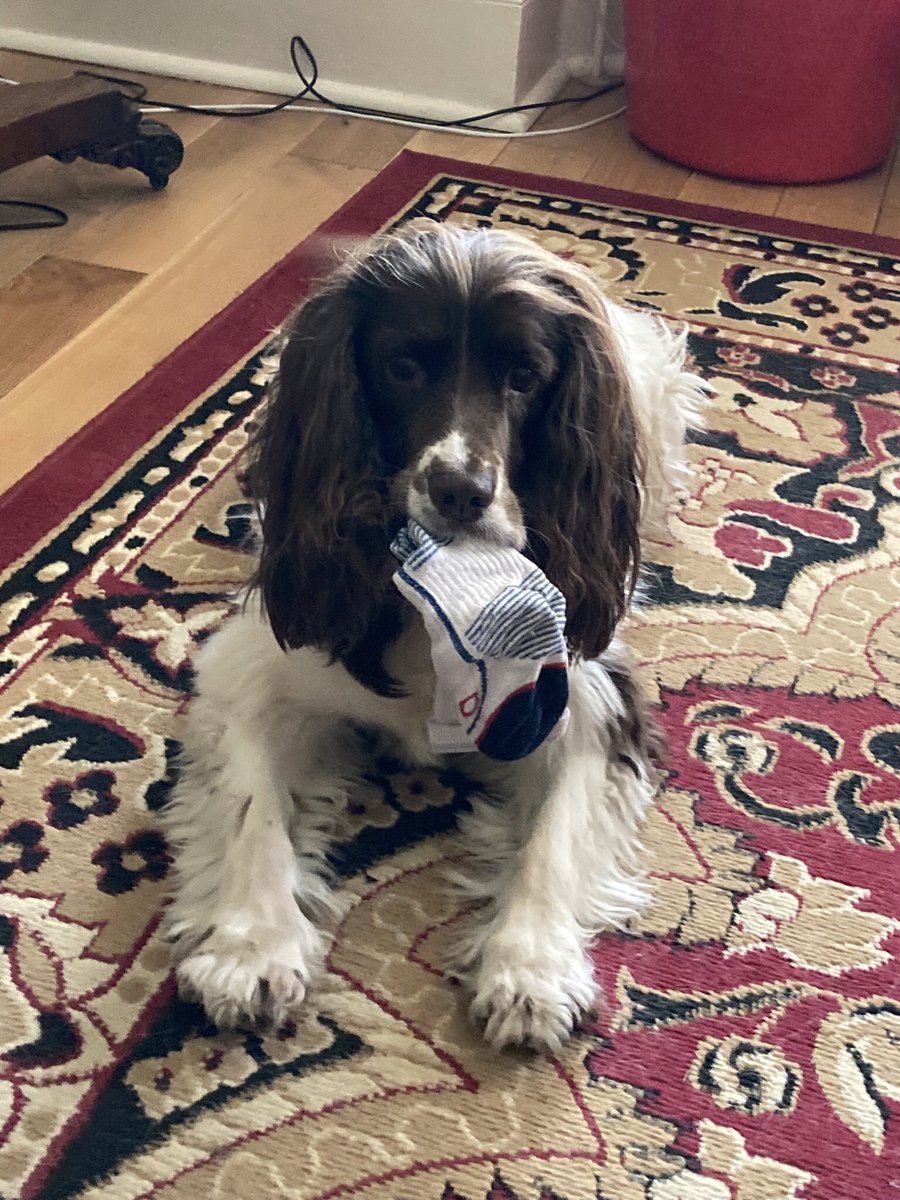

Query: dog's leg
161;619;349;1029
454;652;659;1052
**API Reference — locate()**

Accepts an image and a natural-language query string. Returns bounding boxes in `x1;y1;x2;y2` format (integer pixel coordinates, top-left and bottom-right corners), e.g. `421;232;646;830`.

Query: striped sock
391;520;569;761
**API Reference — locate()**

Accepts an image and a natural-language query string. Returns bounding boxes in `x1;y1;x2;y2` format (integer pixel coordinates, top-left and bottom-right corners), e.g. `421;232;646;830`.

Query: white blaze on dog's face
407;429;524;548
355;276;564;549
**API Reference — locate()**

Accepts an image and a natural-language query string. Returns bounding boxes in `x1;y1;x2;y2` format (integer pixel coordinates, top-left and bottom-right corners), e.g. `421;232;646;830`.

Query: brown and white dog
162;220;706;1051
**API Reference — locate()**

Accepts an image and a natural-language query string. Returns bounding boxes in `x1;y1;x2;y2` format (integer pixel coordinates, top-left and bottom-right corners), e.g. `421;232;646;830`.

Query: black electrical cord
286;36;620;128
0;200;68;232
138;37;321;117
139;33;620;130
73;68;148;102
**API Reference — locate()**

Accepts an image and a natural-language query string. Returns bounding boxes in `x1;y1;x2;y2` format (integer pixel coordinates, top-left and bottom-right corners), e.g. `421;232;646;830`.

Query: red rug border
2;148;898;572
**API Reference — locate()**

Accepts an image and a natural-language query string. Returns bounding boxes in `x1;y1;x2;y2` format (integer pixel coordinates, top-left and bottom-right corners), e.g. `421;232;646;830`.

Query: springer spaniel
163;220;706;1051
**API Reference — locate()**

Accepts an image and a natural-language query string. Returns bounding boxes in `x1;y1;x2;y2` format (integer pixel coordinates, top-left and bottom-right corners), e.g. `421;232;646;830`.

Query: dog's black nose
428;467;496;524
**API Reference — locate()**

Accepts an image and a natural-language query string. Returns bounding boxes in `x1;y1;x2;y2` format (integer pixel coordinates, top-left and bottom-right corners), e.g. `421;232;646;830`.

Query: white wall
1;0;615;130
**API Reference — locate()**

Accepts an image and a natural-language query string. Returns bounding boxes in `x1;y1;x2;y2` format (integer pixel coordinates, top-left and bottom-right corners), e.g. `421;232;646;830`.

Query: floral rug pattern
0;154;898;1199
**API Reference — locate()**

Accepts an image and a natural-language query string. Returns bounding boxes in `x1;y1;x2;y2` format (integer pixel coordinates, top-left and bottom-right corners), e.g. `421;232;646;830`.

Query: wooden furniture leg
0;74;183;189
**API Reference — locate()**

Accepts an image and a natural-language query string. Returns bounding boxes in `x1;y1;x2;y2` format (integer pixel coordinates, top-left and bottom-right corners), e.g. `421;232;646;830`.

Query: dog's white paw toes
468;942;597;1053
175;920;321;1029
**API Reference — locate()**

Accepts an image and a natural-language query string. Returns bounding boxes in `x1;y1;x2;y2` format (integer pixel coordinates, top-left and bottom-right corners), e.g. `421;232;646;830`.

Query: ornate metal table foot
2;75;185;190
52;118;185;190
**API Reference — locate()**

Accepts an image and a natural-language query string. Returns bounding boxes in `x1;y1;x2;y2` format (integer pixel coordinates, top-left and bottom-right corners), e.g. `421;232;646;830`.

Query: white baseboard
0;26;539;132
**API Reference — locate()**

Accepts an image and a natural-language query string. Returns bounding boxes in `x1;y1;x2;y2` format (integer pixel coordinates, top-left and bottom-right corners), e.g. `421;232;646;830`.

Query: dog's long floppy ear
521;263;644;662
245;272;391;656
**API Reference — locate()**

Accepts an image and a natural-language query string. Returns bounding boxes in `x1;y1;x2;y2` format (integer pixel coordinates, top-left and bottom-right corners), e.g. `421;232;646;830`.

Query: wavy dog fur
163;220;707;1051
248;225;652;666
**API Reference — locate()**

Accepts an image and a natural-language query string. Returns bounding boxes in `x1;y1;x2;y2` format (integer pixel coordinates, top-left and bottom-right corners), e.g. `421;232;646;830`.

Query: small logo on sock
459;692;480;718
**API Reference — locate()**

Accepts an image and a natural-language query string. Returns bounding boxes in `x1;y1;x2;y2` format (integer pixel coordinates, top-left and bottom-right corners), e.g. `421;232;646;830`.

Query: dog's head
247;220;643;665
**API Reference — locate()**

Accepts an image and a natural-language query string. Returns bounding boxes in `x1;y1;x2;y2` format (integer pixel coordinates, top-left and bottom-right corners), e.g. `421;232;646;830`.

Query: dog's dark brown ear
245;275;391;655
521;269;643;661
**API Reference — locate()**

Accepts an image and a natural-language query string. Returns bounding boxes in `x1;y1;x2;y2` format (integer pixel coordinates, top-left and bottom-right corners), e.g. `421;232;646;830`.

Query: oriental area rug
0;151;898;1200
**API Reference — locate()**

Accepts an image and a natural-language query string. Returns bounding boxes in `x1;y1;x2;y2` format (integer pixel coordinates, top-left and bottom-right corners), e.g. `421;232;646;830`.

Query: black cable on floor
0;200;68;232
121;38;320;117
138;33;620;130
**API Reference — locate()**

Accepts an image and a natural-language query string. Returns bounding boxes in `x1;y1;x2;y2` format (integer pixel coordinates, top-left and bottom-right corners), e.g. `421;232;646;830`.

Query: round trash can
624;0;900;183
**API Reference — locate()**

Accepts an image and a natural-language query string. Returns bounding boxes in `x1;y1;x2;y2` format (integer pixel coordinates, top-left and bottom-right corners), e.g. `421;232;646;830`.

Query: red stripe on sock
476;662;568;739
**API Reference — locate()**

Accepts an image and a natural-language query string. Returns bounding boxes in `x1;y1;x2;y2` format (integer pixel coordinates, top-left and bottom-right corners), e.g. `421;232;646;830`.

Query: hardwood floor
1;48;897;494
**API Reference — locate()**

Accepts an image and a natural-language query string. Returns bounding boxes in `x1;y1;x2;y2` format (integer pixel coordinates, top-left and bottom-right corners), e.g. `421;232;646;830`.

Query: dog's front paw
174;916;323;1029
467;934;597;1053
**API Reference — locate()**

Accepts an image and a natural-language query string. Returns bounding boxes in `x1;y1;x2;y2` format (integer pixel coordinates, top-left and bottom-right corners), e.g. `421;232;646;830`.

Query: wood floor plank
878;141;900;211
491;139;597;184
678;174;783;216
0;255;142;397
776;161;891;234
0;157;147;287
404;129;507;165
292;112;412;171
0;157;372;492
875;205;900;240
58;108;325;273
582;115;692;197
874;143;900;240
492;90;627;183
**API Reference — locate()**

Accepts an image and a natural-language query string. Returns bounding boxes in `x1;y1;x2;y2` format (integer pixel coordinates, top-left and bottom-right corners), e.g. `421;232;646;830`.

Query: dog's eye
508;365;538;394
386;355;423;385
